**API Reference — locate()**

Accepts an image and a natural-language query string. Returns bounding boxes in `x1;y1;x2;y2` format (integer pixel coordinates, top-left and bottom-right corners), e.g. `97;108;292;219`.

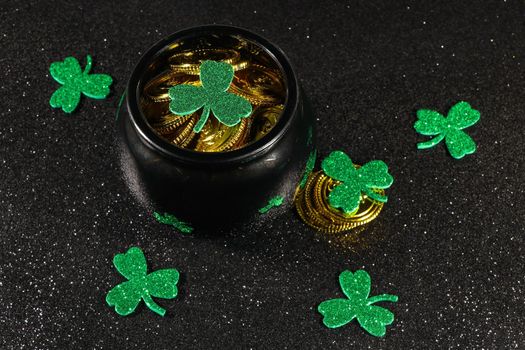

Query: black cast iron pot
117;25;315;229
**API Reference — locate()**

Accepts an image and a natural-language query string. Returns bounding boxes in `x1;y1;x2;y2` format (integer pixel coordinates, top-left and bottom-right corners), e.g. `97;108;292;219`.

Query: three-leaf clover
414;101;480;159
318;270;398;337
106;247;179;316
168;60;252;133
321;151;393;214
49;55;113;113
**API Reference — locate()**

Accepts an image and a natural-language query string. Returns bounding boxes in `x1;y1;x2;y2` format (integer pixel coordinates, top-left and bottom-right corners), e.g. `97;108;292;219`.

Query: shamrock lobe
200;60;234;92
328;181;362;214
113;247;148;280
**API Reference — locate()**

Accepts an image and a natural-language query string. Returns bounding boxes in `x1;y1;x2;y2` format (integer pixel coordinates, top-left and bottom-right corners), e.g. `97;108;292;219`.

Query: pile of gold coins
140;37;287;152
294;169;385;234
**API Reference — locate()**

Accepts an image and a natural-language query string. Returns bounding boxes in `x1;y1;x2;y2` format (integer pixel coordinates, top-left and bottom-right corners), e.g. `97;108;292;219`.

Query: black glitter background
1;0;524;348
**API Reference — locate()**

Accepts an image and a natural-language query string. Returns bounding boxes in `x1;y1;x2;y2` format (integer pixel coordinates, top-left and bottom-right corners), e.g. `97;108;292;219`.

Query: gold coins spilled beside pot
140;35;287;153
294;170;385;234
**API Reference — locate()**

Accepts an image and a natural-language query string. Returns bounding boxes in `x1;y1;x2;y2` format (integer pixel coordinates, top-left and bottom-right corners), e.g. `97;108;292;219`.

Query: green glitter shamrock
49;55;113;113
321;151;393;214
259;195;284;214
318;270;398;337
154;212;193;234
414;101;480;159
106;247;179;316
168;60;252;133
299;149;317;189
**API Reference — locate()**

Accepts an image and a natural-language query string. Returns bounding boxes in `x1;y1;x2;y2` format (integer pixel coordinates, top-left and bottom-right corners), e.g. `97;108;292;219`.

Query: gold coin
220;117;250;152
229;65;285;105
235;39;276;68
295;178;336;232
317;175;383;225
235;38;264;56
168;49;241;74
143;72;199;102
150;114;189;135
230;117;252;150
194;117;229;151
140;97;171;121
303;173;340;227
230;60;250;71
142;42;287;153
250;105;283;141
179;129;197;148
169;115;197;146
194;117;250;152
294;170;385;233
313;174;383;226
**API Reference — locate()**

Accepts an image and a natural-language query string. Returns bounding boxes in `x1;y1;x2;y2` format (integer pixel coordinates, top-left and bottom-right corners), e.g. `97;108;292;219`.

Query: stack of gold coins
140;37;287;153
294;170;385;234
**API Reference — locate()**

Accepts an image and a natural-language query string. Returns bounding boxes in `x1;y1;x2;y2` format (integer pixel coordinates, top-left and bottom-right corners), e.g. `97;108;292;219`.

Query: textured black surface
1;0;524;348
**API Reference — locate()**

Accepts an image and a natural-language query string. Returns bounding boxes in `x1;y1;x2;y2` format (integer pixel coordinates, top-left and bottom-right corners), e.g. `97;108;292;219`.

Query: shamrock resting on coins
322;151;394;214
318;270;398;337
169;60;253;133
49;55;113;113
106;247;179;316
414;101;480;159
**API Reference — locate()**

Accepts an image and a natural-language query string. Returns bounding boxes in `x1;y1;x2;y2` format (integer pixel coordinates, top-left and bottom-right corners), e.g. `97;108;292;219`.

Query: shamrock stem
142;294;166;316
84;55;93;74
259;204;272;214
115;91;126;121
174;221;193;234
417;134;445;149
194;106;210;133
258;196;283;214
367;294;399;305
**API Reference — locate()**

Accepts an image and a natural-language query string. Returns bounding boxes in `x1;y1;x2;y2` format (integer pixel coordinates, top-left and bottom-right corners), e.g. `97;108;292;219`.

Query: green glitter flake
299;149;317;189
115;91;126;121
307;126;313;146
169;60;252;133
414;101;480;159
321;151;393;214
258;195;284;214
318;270;398;337
49;55;113;113
154;212;193;234
106;247;180;317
